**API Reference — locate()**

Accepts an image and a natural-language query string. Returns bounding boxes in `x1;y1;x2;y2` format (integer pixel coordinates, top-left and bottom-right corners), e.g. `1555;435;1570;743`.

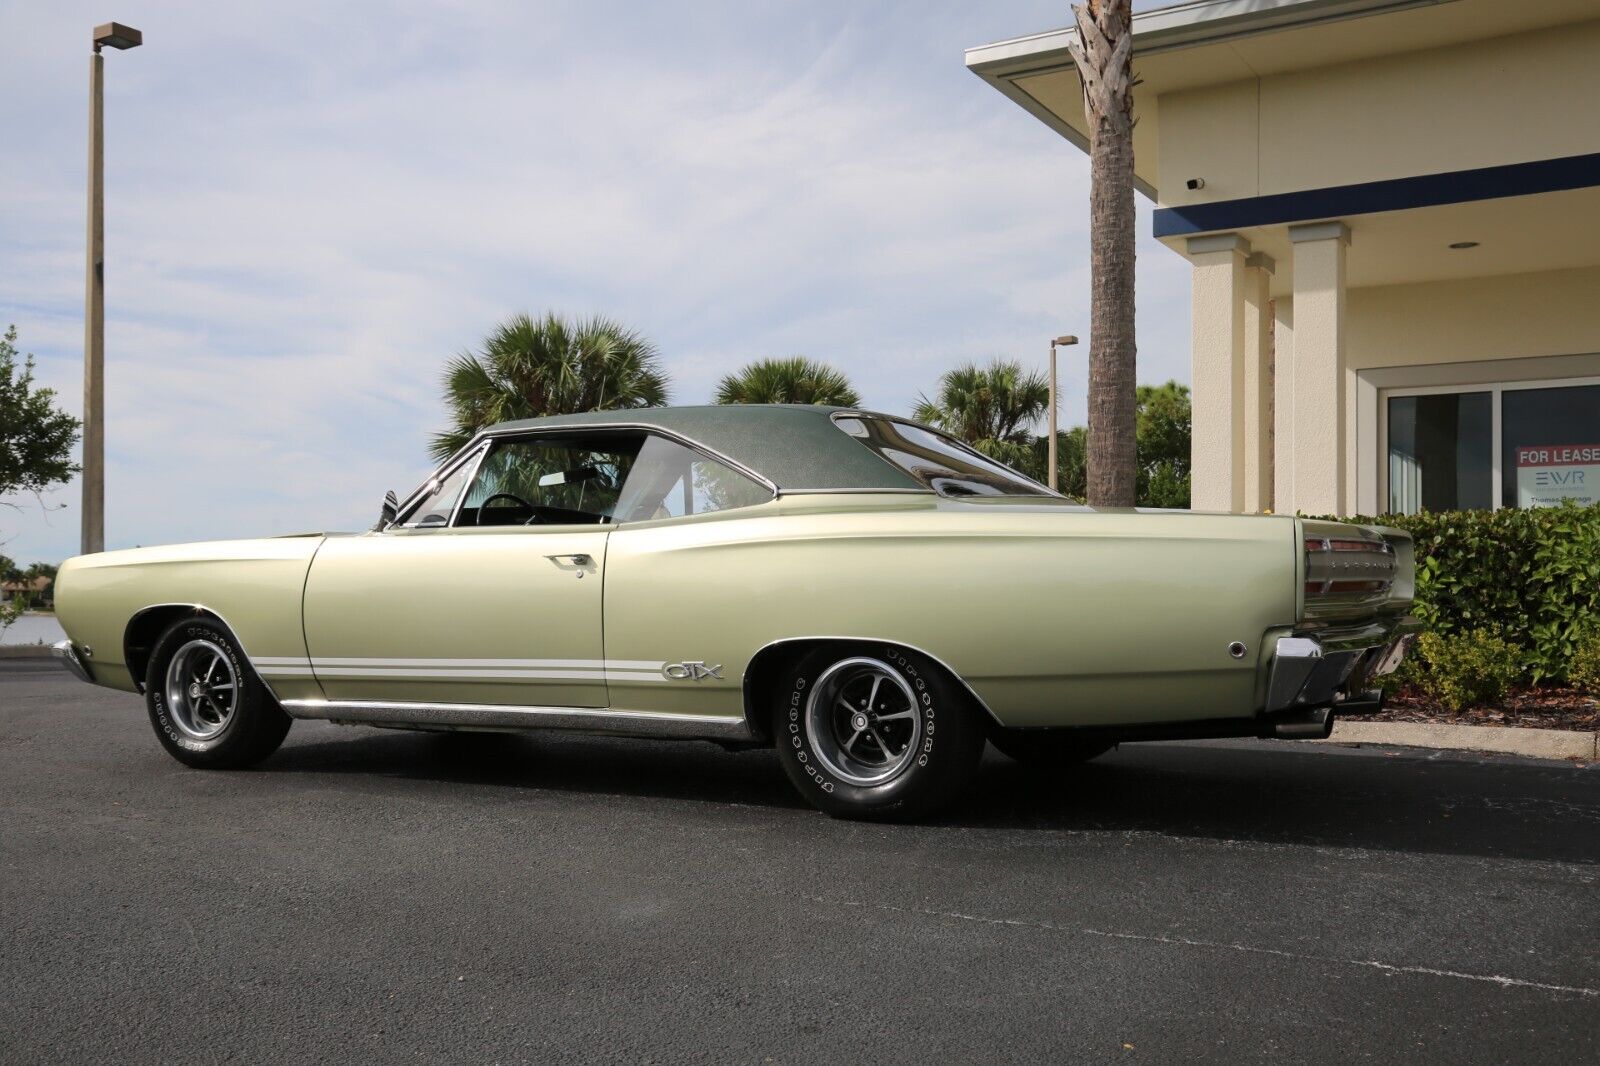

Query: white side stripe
308;657;650;670
312;668;609;680
251;657;667;668
249;656;676;683
308;668;672;682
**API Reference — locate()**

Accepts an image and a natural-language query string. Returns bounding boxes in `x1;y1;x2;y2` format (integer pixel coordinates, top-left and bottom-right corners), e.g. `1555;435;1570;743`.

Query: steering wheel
475;492;537;525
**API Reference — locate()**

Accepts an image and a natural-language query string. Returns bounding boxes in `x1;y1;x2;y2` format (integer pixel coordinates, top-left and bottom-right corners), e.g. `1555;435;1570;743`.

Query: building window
1382;377;1600;514
1501;384;1600;509
1387;392;1492;513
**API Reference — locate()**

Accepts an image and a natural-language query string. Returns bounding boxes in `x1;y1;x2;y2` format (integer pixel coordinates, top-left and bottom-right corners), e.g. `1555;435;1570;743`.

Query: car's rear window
832;415;1055;498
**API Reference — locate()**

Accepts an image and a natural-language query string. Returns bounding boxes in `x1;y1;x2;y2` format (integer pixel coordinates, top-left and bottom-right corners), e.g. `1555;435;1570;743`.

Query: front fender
53;537;325;696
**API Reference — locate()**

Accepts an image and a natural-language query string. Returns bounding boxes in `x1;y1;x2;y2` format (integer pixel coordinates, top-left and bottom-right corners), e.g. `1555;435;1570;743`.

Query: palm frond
428;311;670;463
715;356;861;407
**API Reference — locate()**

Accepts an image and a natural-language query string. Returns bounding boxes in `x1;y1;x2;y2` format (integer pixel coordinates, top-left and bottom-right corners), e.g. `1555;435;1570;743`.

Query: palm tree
1066;0;1138;507
431;313;668;461
713;356;861;407
913;360;1050;480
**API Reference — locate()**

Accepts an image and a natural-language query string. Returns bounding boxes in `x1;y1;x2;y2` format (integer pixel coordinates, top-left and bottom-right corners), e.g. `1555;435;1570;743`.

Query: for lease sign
1516;444;1600;507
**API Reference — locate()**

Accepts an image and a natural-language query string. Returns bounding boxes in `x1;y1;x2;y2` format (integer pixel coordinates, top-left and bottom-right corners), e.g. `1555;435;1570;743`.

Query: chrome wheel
804;656;923;786
163;639;239;741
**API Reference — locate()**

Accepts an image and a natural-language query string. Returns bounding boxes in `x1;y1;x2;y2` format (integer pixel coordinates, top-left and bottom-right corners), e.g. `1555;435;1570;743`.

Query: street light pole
82;22;141;556
1048;334;1078;492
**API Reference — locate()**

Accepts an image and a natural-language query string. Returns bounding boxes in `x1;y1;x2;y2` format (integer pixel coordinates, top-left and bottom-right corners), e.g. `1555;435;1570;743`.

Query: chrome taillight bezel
1304;534;1397;599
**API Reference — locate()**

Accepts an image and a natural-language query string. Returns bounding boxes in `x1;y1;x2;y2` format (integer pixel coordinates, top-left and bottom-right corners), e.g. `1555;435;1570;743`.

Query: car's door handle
545;553;593;566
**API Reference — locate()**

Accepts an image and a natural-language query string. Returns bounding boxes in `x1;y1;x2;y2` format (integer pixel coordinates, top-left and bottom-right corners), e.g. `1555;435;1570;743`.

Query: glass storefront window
1502;383;1600;508
1386;392;1492;514
1384;379;1600;514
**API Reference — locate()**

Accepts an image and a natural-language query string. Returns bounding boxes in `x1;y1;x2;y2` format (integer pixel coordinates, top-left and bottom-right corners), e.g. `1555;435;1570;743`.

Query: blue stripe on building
1152;152;1600;239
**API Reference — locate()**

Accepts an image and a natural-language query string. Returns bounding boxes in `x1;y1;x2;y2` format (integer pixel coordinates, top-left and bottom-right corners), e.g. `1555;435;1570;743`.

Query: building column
1187;233;1249;512
1272;297;1294;513
1242;252;1275;513
1288;221;1351;516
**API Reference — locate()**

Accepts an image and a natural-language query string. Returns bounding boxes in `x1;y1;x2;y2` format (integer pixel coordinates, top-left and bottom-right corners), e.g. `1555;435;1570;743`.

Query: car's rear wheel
771;645;985;820
145;616;291;768
989;730;1115;767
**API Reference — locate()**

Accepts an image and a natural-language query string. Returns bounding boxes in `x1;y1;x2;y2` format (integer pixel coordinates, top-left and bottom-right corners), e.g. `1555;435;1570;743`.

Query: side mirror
375;490;398;531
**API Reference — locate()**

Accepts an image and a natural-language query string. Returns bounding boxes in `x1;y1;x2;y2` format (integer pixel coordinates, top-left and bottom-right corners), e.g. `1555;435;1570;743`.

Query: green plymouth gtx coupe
52;405;1417;818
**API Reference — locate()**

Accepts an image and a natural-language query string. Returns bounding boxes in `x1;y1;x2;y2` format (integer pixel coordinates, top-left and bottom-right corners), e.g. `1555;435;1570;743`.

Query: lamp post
1047;334;1078;492
82;21;142;556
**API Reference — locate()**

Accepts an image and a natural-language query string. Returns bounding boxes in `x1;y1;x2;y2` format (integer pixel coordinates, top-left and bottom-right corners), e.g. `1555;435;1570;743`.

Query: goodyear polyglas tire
145;616;292;769
772;644;984;819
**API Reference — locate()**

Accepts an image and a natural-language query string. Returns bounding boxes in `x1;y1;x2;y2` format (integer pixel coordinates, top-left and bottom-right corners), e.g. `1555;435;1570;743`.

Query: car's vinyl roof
483;405;926;493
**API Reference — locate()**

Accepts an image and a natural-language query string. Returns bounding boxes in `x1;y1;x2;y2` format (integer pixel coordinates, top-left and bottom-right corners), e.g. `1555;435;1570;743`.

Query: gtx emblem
663;661;723;681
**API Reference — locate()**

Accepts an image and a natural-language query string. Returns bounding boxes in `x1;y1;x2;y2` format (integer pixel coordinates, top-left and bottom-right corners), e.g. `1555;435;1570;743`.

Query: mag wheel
807;657;922;785
145;616;291;769
164;639;240;741
772;645;984;820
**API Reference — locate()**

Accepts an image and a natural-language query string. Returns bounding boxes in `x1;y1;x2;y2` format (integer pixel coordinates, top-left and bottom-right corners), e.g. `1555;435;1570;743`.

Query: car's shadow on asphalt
260;727;1597;864
264;726;810;810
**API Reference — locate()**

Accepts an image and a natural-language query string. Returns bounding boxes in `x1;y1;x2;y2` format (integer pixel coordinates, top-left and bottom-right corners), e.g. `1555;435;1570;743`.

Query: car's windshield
833;415;1055;498
394;456;476;529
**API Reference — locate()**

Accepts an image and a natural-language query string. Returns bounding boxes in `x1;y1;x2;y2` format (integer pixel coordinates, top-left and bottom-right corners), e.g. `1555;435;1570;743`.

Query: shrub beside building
1323;502;1600;707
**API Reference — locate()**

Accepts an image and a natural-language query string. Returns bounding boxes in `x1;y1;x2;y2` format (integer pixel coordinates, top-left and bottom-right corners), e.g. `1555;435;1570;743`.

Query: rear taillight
1305;535;1396;600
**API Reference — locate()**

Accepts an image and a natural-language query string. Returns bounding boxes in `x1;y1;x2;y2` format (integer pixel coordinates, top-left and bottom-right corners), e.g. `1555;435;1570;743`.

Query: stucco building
969;0;1600;516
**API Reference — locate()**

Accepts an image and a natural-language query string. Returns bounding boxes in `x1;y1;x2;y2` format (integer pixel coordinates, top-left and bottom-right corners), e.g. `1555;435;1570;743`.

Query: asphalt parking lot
3;659;1596;1064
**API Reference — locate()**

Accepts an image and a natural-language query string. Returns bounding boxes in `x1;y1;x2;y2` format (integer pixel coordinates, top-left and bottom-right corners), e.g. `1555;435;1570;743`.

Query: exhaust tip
1265;706;1334;740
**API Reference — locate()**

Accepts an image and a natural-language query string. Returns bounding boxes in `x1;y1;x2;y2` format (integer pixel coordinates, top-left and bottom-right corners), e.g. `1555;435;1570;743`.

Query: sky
0;1;1189;565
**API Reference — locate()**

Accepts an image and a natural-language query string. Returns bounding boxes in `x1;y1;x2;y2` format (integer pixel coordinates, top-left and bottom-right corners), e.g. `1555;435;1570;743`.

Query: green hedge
1313;502;1600;685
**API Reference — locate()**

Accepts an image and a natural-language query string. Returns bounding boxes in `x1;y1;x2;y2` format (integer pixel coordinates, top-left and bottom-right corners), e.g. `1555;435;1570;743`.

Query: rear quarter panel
603;497;1298;728
54;537;324;696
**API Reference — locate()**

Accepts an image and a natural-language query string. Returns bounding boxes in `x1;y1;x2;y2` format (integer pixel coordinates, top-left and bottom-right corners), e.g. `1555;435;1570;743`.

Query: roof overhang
965;0;1594;203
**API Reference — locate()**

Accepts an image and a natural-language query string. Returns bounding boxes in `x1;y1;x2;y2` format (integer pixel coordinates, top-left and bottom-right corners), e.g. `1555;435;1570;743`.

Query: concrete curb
0;644;55;660
1330;719;1598;761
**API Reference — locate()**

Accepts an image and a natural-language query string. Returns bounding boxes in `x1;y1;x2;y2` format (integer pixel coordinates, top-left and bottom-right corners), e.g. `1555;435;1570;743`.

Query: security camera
1186;177;1206;191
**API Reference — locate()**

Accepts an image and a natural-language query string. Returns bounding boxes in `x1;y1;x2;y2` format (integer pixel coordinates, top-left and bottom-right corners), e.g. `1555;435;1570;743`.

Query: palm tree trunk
1068;0;1137;508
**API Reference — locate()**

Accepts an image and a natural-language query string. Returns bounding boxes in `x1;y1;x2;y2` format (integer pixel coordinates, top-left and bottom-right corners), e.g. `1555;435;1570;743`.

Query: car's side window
613;435;772;522
453;432;644;527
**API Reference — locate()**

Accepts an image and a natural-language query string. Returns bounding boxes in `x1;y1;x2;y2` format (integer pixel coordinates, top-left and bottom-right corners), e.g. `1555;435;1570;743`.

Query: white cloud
0;0;1190;563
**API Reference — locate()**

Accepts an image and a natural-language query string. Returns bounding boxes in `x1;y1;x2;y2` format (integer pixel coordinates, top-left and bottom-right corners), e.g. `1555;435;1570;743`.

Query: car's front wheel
771;645;985;820
145;616;291;769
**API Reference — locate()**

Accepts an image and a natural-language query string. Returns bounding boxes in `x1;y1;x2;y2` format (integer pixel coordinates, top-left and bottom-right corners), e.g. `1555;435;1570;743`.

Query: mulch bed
1371;685;1599;731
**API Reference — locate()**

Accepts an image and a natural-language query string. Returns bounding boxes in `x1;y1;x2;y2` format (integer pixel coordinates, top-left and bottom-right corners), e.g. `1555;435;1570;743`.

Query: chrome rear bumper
1266;617;1420;715
52;639;94;684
